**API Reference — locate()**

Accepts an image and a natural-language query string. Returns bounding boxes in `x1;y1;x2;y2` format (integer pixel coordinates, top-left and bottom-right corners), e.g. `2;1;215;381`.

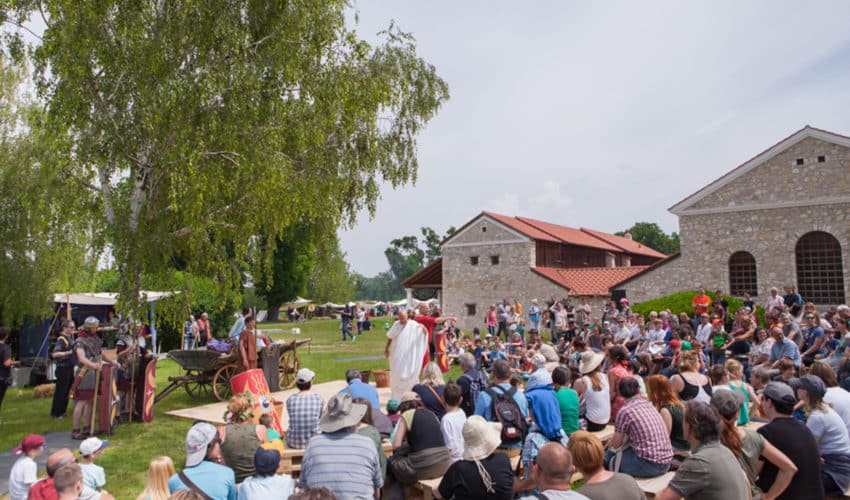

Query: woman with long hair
796;374;850;497
137;456;175;500
710;390;797;499
573;351;610;432
568;431;644;500
670;350;712;403
606;345;632;420
412;362;448;420
647;375;689;452
725;359;759;426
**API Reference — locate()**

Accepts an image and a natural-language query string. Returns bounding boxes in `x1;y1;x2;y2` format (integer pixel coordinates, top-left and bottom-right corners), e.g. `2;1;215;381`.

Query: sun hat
319;393;367;433
14;435;45;455
254;447;281;475
79;437;109;457
462;416;502;461
400;391;421;403
798;374;826;398
762;381;797;406
462;416;502;493
295;368;315;384
710;389;745;418
579;351;605;374
185;422;218;467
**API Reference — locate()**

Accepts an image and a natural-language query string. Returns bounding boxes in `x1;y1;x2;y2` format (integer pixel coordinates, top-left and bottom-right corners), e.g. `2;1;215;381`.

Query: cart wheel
184;370;212;400
213;364;238;402
278;350;301;390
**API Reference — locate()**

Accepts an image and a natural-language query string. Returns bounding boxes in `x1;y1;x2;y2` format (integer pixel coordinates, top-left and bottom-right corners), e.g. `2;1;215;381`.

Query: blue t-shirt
804;327;826;354
474;383;529;449
169;461;237;500
341;306;353;327
339;379;380;411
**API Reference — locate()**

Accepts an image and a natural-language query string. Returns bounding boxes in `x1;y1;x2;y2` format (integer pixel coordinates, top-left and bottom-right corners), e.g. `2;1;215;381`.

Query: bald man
519;443;588;499
384;309;428;399
29;448;114;500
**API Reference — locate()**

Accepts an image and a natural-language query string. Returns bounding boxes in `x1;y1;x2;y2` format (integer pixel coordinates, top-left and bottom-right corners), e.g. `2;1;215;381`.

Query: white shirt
8;456;37;500
440;409;467;463
696;323;712;344
825;386;850;438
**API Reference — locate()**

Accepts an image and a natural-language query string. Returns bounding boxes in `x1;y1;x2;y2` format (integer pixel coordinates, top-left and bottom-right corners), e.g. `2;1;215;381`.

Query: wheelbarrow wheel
213;364;238;401
278;350;301;390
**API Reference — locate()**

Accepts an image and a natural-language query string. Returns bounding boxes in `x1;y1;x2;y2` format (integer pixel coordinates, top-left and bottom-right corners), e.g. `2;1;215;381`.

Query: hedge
630;290;764;325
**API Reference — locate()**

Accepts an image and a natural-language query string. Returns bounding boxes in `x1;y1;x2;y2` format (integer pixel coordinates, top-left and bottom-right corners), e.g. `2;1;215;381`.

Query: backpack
485;385;528;444
459;370;486;416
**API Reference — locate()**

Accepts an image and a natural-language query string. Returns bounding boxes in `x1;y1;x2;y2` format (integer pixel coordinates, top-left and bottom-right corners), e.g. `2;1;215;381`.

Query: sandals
71;428;90;440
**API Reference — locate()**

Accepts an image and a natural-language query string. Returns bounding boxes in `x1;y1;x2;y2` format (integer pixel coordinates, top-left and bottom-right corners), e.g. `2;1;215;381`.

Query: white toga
386;319;427;400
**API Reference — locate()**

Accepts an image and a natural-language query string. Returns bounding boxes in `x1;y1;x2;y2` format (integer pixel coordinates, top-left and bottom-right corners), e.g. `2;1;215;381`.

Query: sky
336;1;850;277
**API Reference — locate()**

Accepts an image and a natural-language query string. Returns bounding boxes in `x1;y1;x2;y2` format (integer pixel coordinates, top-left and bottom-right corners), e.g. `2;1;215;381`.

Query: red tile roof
482;212;560;243
476;212;666;258
516;217;621;252
401;258;442;288
533;266;650;296
578;228;668;259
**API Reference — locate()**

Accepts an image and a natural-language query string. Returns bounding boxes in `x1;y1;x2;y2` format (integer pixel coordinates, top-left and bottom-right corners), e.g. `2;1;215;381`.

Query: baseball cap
762;381;796;406
669;339;682;348
79;437;109;457
798;374;826;398
295;368;315;384
710;389;745;419
254;447;281;475
185;422;218;467
14;435;45;455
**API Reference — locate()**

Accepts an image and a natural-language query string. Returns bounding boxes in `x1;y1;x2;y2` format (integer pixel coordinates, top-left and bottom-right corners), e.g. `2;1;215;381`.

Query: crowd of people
7;286;850;499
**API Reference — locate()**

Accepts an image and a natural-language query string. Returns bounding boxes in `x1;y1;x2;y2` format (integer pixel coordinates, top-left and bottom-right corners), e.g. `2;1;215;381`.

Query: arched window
728;251;757;296
795;231;845;304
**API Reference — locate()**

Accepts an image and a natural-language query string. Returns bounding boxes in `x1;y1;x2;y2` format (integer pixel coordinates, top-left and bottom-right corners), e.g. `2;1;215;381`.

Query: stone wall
689;137;850;211
442;240;570;330
620;203;850;305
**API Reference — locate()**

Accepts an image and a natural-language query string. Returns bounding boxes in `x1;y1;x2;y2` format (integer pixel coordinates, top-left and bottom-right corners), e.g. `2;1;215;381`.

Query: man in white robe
384;310;428;400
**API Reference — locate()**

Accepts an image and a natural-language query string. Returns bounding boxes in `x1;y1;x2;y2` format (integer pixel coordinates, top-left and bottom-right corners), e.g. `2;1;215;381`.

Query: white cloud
339;1;850;276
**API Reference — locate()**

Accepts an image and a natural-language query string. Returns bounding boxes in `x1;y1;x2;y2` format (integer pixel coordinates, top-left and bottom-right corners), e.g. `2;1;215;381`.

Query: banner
230;369;284;434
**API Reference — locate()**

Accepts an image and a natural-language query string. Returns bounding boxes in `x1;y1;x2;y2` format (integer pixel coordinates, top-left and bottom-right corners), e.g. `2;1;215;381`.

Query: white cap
79;437;109;456
296;368;315;384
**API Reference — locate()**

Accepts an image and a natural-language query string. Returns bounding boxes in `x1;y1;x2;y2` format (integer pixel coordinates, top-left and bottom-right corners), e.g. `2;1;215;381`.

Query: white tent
53;291;176;306
278;296;312;309
321;302;344;309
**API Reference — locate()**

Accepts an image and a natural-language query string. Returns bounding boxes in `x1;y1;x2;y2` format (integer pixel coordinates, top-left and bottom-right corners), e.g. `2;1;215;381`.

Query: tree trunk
266;304;281;322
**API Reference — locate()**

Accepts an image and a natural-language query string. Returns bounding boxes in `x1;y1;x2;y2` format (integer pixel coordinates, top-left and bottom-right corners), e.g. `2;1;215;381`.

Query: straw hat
462;416;502;461
579;351;605;374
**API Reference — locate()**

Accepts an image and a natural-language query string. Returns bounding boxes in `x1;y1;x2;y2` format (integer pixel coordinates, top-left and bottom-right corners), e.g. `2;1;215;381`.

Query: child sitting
439;383;466;463
259;413;282;442
79;437;109;491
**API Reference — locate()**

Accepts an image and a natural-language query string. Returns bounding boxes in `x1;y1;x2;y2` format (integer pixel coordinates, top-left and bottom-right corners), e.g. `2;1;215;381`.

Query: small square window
482;226;487;233
465;303;477;316
796;158;804;165
470;256;479;266
490;255;500;265
817;155;826;163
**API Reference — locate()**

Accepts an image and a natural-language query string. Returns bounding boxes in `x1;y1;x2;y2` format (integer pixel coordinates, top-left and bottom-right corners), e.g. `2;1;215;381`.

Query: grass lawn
1;316;461;499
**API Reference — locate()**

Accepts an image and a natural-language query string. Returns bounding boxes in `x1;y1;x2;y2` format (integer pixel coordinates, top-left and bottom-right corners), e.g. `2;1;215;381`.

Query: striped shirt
615;396;673;465
300;430;382;499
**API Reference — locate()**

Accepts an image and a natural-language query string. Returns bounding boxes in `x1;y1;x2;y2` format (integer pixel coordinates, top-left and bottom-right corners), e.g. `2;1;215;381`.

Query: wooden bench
635;471;676;498
280;441;394;480
408;455;522;499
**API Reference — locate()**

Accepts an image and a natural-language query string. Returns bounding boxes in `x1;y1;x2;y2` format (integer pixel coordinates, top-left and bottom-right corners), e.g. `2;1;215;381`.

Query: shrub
631;290;764;325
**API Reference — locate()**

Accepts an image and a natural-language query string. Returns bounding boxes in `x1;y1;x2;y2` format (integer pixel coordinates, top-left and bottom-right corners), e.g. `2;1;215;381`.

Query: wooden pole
66;293;71;320
89;360;101;434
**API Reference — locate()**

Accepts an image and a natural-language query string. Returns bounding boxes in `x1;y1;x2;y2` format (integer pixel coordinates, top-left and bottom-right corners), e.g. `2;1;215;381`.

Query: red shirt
692;294;711;315
29;478;58;500
415;315;437;367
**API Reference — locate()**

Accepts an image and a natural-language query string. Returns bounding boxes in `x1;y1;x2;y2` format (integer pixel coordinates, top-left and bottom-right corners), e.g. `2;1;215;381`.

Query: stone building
613;126;850;306
403;212;666;329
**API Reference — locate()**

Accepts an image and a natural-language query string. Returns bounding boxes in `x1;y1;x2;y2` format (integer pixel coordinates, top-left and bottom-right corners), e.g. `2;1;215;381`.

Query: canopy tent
17;291;177;360
278;296;312;309
321;302;345;309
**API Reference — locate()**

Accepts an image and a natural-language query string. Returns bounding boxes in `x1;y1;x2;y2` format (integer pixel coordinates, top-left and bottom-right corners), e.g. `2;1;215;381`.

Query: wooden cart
155;338;311;403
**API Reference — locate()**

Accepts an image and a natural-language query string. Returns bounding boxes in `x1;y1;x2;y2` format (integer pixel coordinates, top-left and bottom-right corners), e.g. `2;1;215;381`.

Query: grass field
0;316;465;499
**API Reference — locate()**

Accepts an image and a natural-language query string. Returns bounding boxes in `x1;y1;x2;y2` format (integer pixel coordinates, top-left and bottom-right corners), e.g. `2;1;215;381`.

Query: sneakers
352;336;356;342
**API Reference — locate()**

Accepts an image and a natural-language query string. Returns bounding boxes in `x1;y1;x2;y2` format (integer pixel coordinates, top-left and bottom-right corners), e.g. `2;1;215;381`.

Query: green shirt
669;441;749;500
554;386;580;435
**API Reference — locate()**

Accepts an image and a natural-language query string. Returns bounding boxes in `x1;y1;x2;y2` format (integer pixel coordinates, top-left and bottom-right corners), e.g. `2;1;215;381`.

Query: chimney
624;231;633;240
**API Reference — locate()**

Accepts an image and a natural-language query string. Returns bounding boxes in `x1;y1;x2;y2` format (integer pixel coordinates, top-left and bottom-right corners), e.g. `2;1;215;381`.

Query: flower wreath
222;391;255;424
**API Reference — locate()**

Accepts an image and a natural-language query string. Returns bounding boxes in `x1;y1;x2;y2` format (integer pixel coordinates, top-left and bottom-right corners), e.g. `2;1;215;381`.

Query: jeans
183;336;195;350
605;448;670;478
341;324;355;341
